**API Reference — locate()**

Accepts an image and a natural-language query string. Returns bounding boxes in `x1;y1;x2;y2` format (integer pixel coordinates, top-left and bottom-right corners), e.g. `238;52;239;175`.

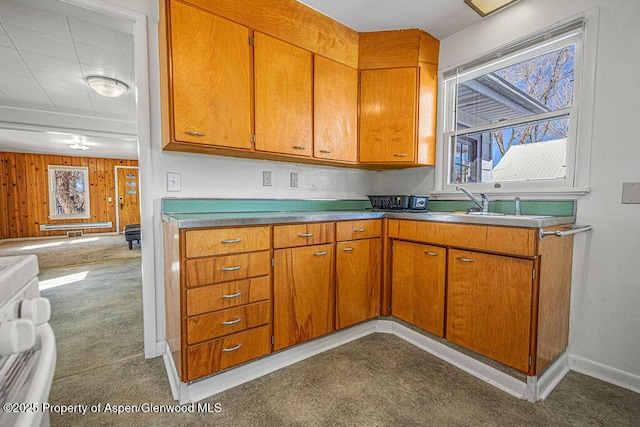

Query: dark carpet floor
43;259;640;426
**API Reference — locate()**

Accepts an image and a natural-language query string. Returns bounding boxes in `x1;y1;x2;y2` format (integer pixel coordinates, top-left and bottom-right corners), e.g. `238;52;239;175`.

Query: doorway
115;166;141;233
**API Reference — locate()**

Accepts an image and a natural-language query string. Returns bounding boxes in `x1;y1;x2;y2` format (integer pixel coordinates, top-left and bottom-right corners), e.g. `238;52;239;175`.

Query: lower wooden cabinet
273;243;335;351
446;249;534;373
391;241;446;337
336;238;381;329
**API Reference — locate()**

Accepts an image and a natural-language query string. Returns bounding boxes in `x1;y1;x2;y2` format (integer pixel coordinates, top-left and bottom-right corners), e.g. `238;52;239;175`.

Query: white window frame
48;165;91;219
433;12;598;199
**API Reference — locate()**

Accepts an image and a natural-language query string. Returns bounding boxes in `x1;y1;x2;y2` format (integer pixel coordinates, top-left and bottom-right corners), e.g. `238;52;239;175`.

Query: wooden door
169;0;251;149
273;244;334;350
336;239;381;329
314;56;358;162
447;249;534;372
359;67;417;163
254;32;313;157
391;241;446;336
116;167;140;232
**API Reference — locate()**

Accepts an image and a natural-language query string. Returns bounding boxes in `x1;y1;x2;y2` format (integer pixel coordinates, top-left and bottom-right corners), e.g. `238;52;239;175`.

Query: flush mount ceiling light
464;0;520;17
68;142;89;151
86;76;129;97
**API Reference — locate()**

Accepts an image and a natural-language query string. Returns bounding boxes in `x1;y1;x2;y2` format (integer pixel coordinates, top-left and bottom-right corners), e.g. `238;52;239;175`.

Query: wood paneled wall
0;152;138;239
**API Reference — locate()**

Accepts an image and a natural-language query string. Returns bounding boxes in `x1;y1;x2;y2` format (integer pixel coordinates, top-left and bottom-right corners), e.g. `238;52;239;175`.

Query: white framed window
437;16;595;198
48;165;91;219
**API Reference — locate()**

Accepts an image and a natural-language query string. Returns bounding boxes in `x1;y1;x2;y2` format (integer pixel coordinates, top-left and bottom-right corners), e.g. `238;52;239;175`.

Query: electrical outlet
263;171;272;187
290;172;299;188
167;172;181;192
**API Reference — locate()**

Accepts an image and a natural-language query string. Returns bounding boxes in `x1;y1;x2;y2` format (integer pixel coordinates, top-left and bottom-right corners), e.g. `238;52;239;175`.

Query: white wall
439;0;640;387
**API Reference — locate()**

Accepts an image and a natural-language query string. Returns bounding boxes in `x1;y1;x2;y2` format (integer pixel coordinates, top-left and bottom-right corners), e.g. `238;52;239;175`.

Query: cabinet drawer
185;226;270;258
185;251;270;287
187;301;270;344
186;325;271;381
388;219;536;257
336;219;382;241
186;276;270;316
273;222;335;248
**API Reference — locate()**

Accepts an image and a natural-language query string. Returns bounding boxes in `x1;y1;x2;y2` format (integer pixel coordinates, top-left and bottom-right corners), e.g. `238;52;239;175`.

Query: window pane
456;44;575;127
450;118;568;184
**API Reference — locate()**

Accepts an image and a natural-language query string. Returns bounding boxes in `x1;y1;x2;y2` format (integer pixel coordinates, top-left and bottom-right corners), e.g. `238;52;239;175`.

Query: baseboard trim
569;354;640;394
163;320;628;404
383;321;528;399
170;321;378;404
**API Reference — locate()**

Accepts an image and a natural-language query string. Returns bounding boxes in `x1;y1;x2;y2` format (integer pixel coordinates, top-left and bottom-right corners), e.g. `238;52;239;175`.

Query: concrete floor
43;259;640;426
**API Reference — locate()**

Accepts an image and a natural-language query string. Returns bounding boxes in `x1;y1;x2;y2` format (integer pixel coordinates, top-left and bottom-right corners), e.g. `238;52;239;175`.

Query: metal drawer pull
424;251;439;257
221;265;242;271
394;153;408;157
221;291;243;299
342;247;354;252
221;344;242;352
319;149;331;154
314;251;328;256
292;145;306;150
221;238;242;244
298;233;314;237
354;228;366;232
221;317;243;325
539;225;592;240
185;131;205;137
457;257;475;263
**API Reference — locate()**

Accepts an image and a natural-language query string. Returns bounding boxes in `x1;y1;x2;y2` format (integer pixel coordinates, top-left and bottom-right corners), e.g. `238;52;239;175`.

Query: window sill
430;187;590;201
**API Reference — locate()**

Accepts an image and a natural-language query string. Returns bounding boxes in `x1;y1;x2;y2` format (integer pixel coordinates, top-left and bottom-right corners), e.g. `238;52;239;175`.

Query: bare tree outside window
448;40;577;184
48;166;91;219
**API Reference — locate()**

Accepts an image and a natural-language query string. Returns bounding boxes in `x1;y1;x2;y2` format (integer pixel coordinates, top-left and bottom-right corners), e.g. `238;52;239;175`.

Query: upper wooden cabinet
254;32;313;157
160;1;439;169
314;56;358;163
161;0;252;149
359;30;439;166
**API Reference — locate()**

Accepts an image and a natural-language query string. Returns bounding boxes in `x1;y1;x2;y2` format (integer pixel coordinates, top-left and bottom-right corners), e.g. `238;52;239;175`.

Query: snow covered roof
492;138;567;181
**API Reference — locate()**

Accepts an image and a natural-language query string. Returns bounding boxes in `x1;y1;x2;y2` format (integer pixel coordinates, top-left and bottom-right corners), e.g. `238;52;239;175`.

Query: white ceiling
0;0;137;159
0;0;493;160
297;0;484;40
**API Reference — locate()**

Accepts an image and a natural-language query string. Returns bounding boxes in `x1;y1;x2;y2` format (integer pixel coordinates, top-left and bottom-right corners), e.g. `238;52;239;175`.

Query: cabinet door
273;244;334;350
169;0;251;149
314;56;358;162
336;239;381;329
254;32;312;156
447;249;534;373
391;241;445;336
359;67;417;163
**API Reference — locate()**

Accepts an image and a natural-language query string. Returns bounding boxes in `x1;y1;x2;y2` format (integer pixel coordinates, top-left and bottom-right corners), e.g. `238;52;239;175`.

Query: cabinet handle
221;291;243;299
394;153;408;157
221;317;243;325
424;251;439;257
221;265;242;271
342;247;354;252
221;238;242;244
314;251;328;256
298;233;314;237
292;145;306;150
457;257;475;263
221;343;242;352
185;131;205;137
319;149;331;154
354;228;366;232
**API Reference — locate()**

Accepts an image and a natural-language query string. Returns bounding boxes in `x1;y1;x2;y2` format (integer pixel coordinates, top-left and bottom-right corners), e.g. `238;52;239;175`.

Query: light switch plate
622;182;640;204
167;172;181;192
290;172;299;188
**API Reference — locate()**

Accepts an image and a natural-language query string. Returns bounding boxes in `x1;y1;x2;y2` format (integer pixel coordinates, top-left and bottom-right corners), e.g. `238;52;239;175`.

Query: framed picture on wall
48;165;91;219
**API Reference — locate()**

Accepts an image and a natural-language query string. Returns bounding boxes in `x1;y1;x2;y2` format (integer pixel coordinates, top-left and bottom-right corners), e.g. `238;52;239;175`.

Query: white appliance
0;255;56;427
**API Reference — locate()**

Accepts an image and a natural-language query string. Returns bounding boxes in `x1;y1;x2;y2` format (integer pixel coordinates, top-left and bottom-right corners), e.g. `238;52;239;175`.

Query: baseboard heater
39;222;113;231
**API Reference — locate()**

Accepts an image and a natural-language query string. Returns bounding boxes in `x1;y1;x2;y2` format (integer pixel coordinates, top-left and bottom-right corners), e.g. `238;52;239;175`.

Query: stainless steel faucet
456;186;489;213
